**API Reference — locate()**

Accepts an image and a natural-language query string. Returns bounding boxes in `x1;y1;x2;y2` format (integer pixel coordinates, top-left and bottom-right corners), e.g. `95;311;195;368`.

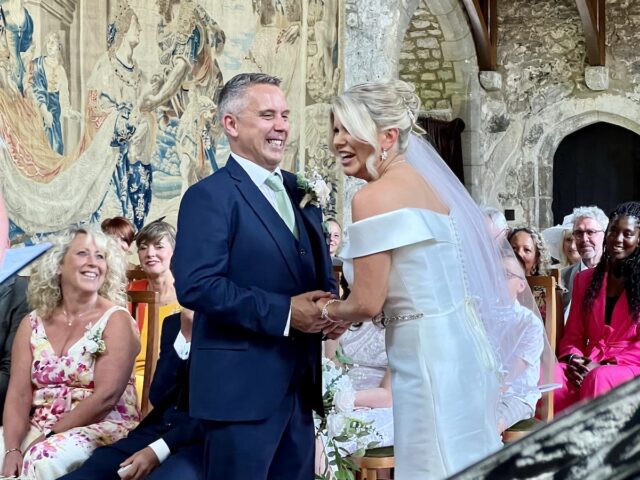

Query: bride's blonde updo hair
330;79;422;179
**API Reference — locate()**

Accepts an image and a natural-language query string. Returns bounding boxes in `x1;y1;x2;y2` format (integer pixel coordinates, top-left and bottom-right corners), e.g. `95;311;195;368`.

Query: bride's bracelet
321;299;343;323
4;447;22;455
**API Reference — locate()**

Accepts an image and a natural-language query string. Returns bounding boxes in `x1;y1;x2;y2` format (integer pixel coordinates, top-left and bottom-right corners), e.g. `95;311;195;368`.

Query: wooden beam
461;0;497;71
576;0;606;66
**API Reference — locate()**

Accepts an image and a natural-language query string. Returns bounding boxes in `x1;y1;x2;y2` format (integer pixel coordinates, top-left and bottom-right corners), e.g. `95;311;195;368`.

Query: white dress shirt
233;152;293;336
147;331;190;463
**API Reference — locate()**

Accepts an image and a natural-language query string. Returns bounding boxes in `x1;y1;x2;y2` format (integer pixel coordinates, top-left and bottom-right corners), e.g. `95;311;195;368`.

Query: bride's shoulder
352;177;409;222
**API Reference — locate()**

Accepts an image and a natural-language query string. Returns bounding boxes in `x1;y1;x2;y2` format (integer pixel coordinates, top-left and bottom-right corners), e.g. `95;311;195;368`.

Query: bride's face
332;116;373;180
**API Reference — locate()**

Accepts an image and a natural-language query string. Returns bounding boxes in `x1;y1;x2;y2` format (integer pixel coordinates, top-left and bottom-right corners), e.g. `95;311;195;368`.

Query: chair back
527;275;557;423
126;269;147;282
127;289;160;417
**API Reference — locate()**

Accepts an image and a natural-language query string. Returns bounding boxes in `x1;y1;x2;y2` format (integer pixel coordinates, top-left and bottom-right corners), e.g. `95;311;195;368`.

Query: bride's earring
380;149;388;162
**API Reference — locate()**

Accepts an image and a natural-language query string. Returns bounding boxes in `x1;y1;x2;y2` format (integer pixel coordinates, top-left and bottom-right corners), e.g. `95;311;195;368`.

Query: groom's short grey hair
217;73;282;123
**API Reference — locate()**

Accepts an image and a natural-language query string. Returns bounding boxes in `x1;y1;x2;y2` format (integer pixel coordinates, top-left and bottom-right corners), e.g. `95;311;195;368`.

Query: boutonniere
296;170;331;209
83;326;106;357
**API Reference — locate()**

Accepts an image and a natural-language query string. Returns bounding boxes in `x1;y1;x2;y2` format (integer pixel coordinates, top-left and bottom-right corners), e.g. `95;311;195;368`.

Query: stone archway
527;96;640;227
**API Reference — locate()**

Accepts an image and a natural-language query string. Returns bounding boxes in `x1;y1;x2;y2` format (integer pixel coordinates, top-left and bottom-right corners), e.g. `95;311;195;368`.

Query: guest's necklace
379;158;406;177
62;305;92;327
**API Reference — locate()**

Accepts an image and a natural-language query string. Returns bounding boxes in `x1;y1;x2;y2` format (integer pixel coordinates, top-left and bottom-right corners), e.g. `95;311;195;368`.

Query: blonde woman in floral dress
0;227;140;479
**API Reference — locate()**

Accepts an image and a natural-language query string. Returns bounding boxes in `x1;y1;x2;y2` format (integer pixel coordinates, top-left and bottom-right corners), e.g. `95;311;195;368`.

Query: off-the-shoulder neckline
350;207;450;227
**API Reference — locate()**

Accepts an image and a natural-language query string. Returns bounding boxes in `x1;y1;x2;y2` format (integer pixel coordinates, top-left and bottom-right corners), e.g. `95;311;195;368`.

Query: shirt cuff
148;439;171;463
173;332;191;360
284;305;291;336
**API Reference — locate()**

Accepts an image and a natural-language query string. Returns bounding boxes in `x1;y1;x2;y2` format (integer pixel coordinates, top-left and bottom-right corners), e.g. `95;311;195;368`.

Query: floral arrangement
296;170;331;209
82;326;106;357
315;357;381;480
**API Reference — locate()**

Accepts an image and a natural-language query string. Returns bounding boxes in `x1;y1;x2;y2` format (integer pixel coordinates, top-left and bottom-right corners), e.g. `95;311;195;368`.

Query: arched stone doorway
552;122;640;222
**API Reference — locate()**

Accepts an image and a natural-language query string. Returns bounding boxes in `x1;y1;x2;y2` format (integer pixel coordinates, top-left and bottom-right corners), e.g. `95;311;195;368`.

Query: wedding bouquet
315;357;381;480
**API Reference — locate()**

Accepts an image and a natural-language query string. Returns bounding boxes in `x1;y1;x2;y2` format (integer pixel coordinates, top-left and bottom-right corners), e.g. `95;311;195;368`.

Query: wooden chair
353;446;395;480
126;268;147;282
127;289;160;417
502;275;557;442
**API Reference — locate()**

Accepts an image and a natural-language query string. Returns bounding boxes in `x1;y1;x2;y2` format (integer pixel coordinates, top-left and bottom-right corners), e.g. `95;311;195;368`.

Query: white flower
326;412;347;439
297;171;331;209
334;389;356;413
85;339;100;354
83;325;106;356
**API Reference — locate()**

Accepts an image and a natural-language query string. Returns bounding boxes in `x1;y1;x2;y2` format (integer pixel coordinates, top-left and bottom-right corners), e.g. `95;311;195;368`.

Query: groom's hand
291;290;333;333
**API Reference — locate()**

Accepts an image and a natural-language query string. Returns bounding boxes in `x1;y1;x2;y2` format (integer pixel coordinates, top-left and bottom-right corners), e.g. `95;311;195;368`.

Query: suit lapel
226;157;303;284
283;172;324;285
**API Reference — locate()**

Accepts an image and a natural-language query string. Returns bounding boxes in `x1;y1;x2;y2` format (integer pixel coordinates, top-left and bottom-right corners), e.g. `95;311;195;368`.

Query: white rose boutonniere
296;170;331;209
83;325;106;356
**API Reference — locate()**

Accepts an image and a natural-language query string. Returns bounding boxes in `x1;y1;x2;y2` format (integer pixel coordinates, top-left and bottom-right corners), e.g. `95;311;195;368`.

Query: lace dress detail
338;323;393;453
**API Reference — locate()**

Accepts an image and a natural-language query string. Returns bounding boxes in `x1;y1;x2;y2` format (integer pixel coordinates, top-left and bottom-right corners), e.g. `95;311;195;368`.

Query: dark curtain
417;117;466;184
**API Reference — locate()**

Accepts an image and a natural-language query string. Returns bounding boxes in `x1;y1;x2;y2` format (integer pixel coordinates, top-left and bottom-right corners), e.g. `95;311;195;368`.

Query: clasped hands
565;354;611;388
290;291;349;340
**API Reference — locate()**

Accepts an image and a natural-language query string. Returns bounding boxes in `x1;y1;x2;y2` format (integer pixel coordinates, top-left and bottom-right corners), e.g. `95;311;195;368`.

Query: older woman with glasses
554;201;640;412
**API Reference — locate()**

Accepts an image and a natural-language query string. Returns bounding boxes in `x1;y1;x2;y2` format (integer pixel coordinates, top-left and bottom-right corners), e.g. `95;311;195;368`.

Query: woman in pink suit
555;201;640;413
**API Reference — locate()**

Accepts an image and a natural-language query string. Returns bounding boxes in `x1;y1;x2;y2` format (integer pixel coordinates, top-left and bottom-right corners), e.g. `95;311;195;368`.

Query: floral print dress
1;305;140;479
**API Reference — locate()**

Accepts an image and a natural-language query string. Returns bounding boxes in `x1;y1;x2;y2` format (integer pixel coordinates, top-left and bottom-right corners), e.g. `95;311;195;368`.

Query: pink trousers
553;362;640;413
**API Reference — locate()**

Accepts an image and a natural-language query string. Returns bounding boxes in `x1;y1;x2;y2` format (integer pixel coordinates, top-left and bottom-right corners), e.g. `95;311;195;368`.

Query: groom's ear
222;113;239;139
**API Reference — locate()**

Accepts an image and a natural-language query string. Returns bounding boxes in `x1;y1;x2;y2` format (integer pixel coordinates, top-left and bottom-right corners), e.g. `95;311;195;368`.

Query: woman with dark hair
554;201;640;412
100;216;136;253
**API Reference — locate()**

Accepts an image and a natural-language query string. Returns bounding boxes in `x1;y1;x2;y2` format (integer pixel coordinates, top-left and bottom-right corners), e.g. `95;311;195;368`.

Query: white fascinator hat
541;214;574;264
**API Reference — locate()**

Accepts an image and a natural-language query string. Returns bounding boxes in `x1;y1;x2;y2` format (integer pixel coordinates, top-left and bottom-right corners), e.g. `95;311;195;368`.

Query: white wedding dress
341;208;502;480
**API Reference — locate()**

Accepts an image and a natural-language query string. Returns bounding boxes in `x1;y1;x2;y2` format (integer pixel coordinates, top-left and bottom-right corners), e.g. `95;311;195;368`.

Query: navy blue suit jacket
174;156;336;422
143;313;203;451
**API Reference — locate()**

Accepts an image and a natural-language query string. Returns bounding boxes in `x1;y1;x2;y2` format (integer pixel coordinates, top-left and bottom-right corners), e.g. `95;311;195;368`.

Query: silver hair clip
402;97;416;124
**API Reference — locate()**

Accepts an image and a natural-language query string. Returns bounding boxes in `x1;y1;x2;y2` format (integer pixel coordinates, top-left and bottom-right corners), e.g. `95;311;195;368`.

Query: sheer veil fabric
404;133;558;396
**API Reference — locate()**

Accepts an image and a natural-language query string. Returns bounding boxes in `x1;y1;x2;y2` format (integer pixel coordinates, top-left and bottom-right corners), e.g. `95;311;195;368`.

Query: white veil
405;133;557;395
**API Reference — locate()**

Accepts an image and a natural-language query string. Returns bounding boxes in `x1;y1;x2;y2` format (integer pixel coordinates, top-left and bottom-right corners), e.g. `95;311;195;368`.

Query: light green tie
265;173;298;238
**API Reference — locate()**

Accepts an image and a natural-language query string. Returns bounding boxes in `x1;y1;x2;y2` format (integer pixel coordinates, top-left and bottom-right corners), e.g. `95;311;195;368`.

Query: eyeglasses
572;229;604;238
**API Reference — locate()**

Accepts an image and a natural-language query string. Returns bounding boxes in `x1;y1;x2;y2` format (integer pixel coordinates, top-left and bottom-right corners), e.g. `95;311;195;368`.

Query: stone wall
399;3;453;110
479;0;640;227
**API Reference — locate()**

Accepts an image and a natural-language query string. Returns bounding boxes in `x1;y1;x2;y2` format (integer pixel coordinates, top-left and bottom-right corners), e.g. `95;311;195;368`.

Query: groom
173;73;337;480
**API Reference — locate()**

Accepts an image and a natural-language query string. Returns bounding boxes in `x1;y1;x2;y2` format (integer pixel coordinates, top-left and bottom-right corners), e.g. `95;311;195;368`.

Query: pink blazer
559;268;640;366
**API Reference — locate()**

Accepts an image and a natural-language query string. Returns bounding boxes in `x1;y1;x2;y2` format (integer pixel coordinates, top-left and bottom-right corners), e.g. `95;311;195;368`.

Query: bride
318;80;543;479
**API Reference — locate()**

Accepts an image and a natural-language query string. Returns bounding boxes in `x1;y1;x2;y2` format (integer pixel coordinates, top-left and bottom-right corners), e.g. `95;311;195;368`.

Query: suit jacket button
299;249;306;256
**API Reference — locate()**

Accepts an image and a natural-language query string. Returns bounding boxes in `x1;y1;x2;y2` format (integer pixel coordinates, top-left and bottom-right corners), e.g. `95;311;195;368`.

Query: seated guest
481;206;510;242
321;322;393;455
0;195;30;424
0;274;29;424
59;310;204;480
542;215;580;268
560;206;608;316
325;218;343;263
498;256;544;433
554;202;640;413
101;217;136;254
509;227;551;277
131;220;182;397
0;227;140;479
101;217;137;271
509;226;552;319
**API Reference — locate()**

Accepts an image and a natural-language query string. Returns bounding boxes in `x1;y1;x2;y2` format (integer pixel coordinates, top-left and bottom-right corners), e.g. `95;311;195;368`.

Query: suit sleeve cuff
283;304;291;336
148;439;171;463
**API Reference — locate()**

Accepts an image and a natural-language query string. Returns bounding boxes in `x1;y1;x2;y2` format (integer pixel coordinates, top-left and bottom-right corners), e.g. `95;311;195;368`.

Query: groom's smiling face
230;84;290;171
